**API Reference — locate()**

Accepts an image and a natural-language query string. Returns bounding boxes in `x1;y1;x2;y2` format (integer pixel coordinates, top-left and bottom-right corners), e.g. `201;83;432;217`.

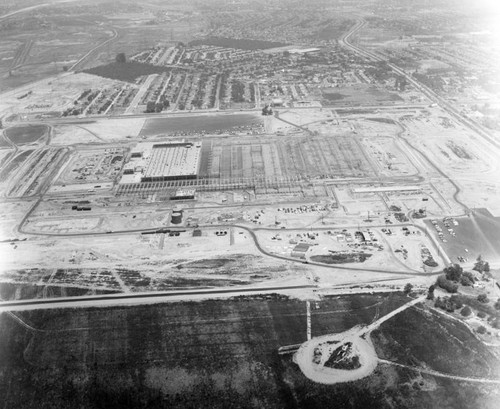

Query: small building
291;243;311;259
170;188;196;201
192;229;202;237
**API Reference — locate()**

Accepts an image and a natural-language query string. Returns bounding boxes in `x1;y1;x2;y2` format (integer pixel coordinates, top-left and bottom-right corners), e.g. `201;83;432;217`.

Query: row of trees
146;100;170;113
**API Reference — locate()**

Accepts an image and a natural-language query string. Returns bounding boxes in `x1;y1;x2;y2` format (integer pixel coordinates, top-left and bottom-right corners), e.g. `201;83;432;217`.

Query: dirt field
4;124;48;145
139;113;264;137
322;85;403;106
0;295;498;409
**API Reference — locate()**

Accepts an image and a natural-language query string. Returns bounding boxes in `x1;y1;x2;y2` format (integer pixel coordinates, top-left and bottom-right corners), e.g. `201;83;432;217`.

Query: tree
477;293;489;303
477;325;486;334
460;271;475;287
473;255;489;272
404;283;413;295
444;264;463;282
495;298;500;310
146;101;156;113
460;306;472;317
450;294;463;309
436;275;458;293
427;284;435;300
116;53;126;63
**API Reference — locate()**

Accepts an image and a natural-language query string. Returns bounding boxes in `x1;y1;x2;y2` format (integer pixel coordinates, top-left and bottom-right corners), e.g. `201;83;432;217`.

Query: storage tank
171;210;183;225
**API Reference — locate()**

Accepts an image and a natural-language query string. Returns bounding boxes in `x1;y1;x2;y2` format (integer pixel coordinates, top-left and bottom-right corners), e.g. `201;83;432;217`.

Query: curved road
339;19;471;214
17;208;443;277
69;27;120;72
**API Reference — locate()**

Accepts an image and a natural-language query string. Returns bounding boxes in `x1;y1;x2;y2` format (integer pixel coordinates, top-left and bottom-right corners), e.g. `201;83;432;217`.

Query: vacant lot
189;37;288;50
0;293;407;409
372;305;500;379
139;113;263;136
83;62;171;83
1;294;497;408
4;124;48;145
322;85;403;106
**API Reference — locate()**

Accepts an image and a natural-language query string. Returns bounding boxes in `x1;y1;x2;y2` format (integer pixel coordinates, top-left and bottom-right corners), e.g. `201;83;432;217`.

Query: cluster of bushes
435;264;478;293
436;275;458;293
231;80;246;103
434;294;463;312
473;255;490;273
394;212;409;222
433;292;500;331
146;100;169;113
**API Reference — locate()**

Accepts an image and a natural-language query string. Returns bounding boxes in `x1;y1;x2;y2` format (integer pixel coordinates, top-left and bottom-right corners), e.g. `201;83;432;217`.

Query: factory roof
145;142;201;179
119;140;201;184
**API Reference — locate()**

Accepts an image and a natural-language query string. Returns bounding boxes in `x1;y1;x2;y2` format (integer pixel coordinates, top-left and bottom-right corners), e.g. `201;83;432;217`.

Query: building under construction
119;140;202;185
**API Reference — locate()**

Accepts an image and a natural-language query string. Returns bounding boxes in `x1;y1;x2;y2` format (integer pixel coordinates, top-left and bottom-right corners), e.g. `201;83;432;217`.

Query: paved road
0;284;315;311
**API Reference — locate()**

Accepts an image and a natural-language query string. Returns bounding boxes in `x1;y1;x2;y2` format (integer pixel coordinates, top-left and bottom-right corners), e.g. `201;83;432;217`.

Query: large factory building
119;140;202;185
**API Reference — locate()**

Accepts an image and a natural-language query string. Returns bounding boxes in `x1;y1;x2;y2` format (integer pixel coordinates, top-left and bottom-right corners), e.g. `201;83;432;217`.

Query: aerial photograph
0;0;499;407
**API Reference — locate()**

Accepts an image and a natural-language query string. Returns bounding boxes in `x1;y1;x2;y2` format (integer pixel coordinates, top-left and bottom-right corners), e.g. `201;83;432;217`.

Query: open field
83;62;171;83
4;124;48;145
139;113;264;137
189;37;288;50
0;295;498;408
322;85;403;106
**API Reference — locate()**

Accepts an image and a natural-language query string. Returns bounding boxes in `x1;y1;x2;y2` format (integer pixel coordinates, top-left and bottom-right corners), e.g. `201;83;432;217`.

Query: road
0;1;79;21
339;19;472;214
0;284;315;312
68;27;120;72
16;205;443;277
361;295;426;335
29;103;429;126
379;359;500;385
339;18;500;150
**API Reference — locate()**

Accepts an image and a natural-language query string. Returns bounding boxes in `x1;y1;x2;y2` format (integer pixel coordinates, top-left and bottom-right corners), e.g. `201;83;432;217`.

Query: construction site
2;2;500;408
